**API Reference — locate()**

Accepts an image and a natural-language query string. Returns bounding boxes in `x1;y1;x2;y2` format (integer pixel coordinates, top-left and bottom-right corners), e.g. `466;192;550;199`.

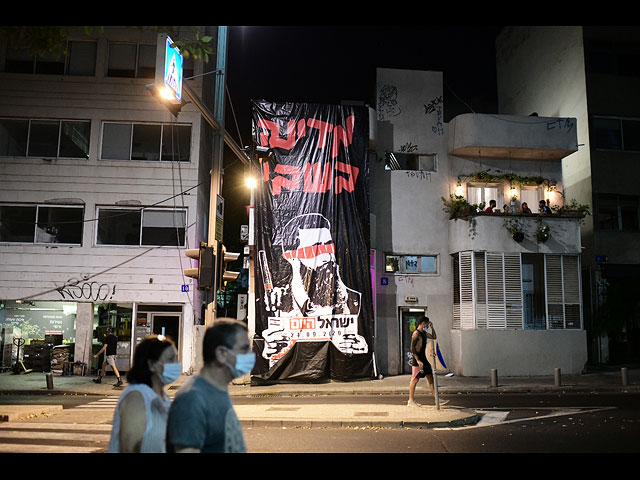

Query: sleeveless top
108;383;171;453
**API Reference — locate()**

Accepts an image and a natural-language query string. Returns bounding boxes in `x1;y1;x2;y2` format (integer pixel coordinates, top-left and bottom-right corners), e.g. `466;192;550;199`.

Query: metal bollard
490;368;498;387
554;368;561;387
45;372;54;390
621;367;629;386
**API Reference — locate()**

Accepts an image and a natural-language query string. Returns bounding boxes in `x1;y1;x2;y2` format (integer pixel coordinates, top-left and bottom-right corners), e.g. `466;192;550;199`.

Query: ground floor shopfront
0;300;196;375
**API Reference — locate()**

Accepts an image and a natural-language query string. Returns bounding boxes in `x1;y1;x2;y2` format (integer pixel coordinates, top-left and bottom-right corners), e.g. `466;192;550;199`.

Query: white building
0;27;225;374
370;67;588;377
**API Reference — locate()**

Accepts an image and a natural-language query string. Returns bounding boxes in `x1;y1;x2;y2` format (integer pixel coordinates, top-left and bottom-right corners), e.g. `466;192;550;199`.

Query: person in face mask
167;319;253;453
108;335;179;453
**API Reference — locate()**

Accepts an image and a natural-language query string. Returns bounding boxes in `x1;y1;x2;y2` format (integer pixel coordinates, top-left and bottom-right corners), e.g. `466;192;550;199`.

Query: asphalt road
1;392;638;453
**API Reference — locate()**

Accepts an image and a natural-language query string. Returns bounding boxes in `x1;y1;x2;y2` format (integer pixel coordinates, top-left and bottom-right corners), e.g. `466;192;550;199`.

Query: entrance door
399;307;427;374
151;314;180;351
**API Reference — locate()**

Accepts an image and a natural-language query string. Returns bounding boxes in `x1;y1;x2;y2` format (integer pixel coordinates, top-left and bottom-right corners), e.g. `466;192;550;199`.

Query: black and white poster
251;100;374;382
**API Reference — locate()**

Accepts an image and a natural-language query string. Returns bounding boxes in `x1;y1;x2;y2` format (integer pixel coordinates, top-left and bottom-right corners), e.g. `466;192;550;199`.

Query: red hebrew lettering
306;118;334;148
258;119;297;150
303;162;332;193
262;161;270;182
272;164;302;195
331;115;355;158
334;161;359;194
297;119;306;139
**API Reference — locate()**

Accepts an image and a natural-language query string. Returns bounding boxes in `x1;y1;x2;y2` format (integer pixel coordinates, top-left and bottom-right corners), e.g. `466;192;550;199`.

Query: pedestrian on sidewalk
93;327;123;387
167;319;254;453
108;334;180;453
408;317;447;407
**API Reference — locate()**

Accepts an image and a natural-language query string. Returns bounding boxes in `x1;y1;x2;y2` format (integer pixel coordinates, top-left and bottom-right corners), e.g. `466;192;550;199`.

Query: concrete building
371;67;587;376
496;26;640;365
0;26;228;374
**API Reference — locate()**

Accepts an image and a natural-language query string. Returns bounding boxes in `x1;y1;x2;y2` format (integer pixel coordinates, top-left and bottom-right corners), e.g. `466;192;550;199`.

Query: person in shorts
93;327;123;387
407;317;447;406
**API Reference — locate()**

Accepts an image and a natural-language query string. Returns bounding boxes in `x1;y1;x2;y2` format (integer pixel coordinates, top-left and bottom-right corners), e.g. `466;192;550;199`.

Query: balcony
448;212;583;255
448;113;578;161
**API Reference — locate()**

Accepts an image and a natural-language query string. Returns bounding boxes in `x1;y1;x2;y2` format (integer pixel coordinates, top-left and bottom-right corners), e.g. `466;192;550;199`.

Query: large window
0;118;90;159
596;194;640;231
4;41;97;76
467;184;498;206
96;207;186;247
107;43;156;78
101;122;191;162
452;251;582;330
592;116;640;151
0;204;84;244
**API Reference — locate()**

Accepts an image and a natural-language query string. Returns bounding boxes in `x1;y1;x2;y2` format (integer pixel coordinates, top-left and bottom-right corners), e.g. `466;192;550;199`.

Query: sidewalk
0;367;637;428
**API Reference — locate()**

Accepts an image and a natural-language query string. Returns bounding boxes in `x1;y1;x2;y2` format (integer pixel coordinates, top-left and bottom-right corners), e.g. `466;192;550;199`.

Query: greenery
0;26;216;61
441;194;485;237
458;169;554;190
535;218;550;242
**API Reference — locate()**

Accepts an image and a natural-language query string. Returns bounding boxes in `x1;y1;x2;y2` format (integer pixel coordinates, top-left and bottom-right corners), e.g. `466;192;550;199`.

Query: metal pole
491;368;498;387
554;367;561;387
431;338;440;410
621;367;629;386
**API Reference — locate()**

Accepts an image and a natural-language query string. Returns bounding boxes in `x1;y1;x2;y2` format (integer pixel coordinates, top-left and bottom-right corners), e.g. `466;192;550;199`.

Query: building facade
496;26;640;365
0;26;221;374
370;68;587;377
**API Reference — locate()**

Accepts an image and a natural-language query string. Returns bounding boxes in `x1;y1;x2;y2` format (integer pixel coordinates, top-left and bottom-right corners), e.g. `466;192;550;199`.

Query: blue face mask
226;351;256;378
159;362;181;384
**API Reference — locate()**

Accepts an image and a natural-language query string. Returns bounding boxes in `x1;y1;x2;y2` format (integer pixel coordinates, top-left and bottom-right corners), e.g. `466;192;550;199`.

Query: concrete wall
450;329;588;376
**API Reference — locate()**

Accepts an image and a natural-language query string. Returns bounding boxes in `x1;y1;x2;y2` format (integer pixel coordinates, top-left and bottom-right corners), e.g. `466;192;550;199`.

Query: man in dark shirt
93;327;123;387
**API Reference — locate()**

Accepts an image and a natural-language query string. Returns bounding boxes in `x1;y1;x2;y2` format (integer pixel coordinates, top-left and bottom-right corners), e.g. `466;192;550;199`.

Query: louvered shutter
486;252;506;329
562;255;582;329
545;255;564;329
459;251;475;329
504;253;523;329
452;255;460;329
475;252;487;329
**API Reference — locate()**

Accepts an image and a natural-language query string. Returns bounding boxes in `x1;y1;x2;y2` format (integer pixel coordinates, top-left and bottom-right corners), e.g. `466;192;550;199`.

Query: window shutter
486;252;506;329
562;255;582;329
545;255;564;329
459;251;475;329
504;253;523;329
475;252;487;329
452;255;460;330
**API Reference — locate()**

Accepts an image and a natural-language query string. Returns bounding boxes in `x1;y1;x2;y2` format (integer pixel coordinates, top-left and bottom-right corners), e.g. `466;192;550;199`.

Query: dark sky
224;25;504;148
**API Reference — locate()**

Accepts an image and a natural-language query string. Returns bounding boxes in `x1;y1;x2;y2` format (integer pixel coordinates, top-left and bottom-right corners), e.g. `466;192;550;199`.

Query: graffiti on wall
54;274;117;301
378;85;402;120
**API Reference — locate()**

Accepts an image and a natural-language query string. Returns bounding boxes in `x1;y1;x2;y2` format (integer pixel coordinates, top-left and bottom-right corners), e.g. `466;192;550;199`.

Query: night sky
220;25;504;256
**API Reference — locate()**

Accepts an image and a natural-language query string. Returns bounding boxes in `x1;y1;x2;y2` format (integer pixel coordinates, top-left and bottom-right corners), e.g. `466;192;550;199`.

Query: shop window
96;207;186;247
0;118;90;159
101;122;191;162
385;254;438;274
4;41;97;76
0;204;83;244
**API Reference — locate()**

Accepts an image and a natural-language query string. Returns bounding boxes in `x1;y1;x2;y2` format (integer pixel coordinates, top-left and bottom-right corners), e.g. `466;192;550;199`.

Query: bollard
621;367;629;386
490;368;498;387
554;368;561;387
45;372;54;390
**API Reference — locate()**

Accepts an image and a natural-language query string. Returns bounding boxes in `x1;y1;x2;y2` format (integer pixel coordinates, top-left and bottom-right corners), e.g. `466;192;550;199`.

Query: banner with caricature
251;100;374;382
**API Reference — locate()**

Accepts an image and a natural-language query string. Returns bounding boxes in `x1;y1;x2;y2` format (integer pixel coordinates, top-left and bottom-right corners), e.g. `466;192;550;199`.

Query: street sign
155;34;183;104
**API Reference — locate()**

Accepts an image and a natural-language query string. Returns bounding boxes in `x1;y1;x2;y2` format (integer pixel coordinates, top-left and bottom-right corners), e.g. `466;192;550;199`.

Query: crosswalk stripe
0;422;111;453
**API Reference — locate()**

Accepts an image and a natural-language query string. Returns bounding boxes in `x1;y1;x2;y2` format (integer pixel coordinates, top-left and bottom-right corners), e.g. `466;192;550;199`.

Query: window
385;254;438;274
0;118;90;159
107;43;155;78
467;185;498;206
452;251;582;330
0;204;84;244
596;194;640;231
592;116;640;151
384;152;437;172
96;207;186;247
4;41;96;76
101;122;191;162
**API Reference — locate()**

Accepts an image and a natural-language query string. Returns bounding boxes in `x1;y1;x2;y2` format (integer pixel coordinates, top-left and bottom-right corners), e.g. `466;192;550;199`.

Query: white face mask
158;362;181;384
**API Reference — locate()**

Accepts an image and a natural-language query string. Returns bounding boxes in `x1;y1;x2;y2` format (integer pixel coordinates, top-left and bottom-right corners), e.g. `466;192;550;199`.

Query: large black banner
251;100;374;382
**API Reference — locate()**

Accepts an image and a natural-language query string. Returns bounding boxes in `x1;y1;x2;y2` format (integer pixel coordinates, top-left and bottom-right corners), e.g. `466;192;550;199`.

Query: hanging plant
536;219;550;242
458;169;552;190
503;217;525;242
441;194;483;238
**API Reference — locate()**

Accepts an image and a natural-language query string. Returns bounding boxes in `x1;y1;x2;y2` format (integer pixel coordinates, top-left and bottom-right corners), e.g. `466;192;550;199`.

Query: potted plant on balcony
536;218;550;242
441;194;484;238
504;217;525;242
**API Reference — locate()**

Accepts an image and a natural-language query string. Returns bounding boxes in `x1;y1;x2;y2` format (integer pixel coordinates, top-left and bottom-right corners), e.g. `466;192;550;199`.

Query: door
151;314;180;351
399;307;427;374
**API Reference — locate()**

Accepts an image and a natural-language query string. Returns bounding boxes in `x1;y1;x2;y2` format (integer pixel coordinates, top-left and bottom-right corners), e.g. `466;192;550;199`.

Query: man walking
93;327;123;387
167;319;254;453
407;317;447;406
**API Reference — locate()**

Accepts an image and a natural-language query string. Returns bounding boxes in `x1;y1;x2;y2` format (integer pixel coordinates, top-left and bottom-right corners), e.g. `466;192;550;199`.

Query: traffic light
184;241;214;290
218;244;240;292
